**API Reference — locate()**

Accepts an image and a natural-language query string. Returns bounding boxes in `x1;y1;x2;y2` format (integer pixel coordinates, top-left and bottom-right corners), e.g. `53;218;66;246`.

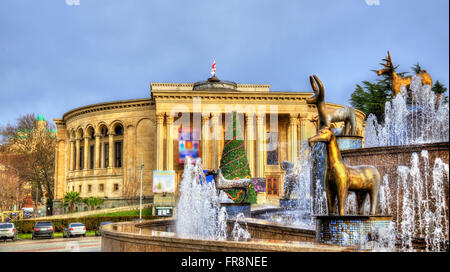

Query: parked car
32;221;54;240
95;221;112;236
63;223;86;238
0;223;18;241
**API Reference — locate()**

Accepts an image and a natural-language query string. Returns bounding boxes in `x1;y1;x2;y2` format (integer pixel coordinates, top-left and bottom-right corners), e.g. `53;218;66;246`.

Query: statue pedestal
221;203;251;218
279;198;298;209
315;215;393;248
335;135;363;150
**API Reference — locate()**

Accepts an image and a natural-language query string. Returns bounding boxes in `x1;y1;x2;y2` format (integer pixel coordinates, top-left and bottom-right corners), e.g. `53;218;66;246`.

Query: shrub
12;215;157;233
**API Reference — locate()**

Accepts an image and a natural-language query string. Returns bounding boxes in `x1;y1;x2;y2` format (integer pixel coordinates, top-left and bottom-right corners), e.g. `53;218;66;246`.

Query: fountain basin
315;215;393;248
221;203;251;218
101;219;357;252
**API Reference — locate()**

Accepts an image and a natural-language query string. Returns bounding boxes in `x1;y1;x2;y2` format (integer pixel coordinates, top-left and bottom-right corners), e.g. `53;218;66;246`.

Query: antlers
310;74;324;100
380;51;393;69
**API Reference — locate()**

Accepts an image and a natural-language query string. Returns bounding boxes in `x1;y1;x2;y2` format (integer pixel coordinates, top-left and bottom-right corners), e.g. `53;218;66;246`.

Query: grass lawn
18;230;96;240
89;208;153;217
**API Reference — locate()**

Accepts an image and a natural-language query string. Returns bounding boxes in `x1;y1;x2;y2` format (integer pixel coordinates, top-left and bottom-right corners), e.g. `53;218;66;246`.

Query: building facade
53;77;365;211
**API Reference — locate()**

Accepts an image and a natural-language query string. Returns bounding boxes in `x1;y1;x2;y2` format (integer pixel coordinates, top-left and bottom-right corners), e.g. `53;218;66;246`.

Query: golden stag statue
306;75;356;135
377;51;432;97
308;126;381;216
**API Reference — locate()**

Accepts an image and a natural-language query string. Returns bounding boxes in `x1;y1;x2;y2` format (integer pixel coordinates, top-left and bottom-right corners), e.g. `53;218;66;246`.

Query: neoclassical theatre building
53;76;365;212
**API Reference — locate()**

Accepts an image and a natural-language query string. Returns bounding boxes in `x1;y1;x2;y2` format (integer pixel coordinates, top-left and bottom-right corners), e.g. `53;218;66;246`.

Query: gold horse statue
377;51;432;97
308;126;381;216
307;75;356;135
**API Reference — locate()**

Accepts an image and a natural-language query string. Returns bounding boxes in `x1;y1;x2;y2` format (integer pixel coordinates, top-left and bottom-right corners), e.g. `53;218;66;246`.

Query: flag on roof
210;60;216;75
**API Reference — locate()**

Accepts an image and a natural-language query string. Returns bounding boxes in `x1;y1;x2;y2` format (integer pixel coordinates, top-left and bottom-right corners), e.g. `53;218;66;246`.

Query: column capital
94;133;102;138
298;113;309;119
201;112;210;120
108;132;116;137
289;115;299;125
245;113;255;121
166;115;174;124
156;113;165;124
210;112;220;121
256;113;265;124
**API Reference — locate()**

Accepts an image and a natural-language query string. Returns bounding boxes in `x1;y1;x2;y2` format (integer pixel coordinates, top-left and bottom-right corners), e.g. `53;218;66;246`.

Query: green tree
350;68;407;123
350;62;448;122
62;191;82;213
83;197;105;210
219;112;256;204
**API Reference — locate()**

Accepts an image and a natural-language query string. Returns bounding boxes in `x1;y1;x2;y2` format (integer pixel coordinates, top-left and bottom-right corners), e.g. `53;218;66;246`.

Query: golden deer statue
308;126;381;216
377;51;432;97
306;75;356;135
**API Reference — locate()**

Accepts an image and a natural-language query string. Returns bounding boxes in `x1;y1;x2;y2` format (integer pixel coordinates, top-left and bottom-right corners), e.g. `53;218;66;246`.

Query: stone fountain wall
341;142;449;243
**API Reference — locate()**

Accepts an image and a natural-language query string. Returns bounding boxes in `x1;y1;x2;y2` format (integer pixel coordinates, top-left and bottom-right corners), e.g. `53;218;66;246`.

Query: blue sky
0;0;448;127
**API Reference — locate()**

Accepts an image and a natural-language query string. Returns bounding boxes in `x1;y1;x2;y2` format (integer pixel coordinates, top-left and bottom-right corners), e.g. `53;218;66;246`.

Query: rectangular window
266;132;278;165
113;183;119;191
79;185;82;192
99;184;104;192
104;143;109;168
266;177;279;196
79;147;84;170
114;141;123;168
88;185;92;192
89;145;95;169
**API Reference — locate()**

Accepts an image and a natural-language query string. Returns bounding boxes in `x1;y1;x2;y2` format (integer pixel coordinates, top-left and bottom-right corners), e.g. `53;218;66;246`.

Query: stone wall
341;142;449;241
101;219;351;252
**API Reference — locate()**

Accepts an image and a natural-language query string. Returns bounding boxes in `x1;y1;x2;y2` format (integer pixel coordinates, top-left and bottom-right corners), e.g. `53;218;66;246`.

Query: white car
0;223;18;241
63;223;86;238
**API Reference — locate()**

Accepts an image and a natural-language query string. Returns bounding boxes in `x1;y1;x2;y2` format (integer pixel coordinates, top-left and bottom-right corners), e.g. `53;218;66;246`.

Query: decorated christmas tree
219;111;257;203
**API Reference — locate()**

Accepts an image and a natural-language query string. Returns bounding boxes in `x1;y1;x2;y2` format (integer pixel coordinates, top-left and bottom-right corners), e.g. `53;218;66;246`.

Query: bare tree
0;159;29;211
0;113;56;212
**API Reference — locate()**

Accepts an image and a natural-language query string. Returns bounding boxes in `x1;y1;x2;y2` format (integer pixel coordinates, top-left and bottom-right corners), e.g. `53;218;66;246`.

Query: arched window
113;124;124;168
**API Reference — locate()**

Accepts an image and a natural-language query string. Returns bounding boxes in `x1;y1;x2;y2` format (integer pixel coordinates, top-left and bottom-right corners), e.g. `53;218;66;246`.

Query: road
0;236;101;252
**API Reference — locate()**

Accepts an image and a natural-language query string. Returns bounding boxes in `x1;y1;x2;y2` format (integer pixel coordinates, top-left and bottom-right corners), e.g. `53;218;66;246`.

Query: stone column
210;112;219;169
108;132;115;169
156;113;165;171
201;113;210;169
165;114;174;171
245;113;255;176
298;113;309;145
288;114;299;162
69;139;75;171
94;134;101;169
83;136;89;170
75;138;80;170
255;113;265;178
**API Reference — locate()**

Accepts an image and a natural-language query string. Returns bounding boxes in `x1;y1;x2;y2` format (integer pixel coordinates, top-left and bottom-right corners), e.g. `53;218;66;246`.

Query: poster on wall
153;170;176;193
178;127;200;164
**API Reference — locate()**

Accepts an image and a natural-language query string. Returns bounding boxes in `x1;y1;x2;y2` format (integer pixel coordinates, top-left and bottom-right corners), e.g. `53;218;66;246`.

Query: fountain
100;54;448;252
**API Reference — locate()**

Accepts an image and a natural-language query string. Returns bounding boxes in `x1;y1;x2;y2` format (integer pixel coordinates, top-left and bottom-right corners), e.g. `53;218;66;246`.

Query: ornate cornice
151;91;314;104
62;98;154;122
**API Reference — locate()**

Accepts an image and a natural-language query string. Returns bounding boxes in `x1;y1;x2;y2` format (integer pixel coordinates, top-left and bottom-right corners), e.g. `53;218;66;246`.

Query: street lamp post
139;162;144;221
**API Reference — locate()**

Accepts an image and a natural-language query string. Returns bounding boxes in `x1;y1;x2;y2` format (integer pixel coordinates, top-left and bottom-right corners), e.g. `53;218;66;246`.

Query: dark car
95;222;112;236
32;221;54;240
